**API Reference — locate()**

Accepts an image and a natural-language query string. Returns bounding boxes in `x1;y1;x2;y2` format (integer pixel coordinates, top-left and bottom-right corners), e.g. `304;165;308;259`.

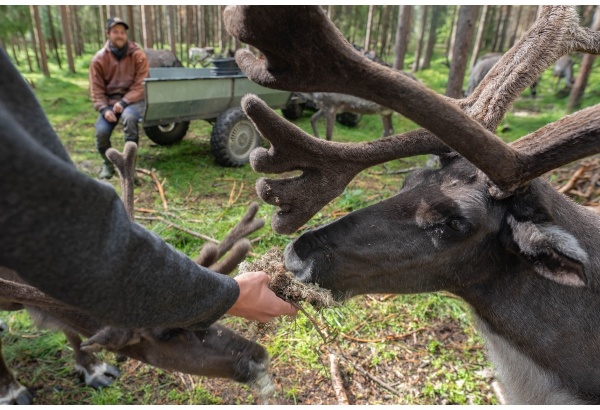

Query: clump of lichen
238;247;336;309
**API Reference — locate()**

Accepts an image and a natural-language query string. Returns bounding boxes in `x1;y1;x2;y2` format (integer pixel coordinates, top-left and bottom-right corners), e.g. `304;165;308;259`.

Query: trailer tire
144;121;190;145
211;108;261;167
336;112;362;127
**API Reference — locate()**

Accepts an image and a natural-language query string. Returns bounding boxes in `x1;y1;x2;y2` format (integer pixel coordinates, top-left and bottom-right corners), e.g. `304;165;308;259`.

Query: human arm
0;50;238;329
89;57;110;113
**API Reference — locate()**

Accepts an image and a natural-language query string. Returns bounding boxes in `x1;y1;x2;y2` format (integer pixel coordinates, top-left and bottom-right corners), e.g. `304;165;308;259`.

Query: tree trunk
31;5;49;76
364;5;374;51
421;5;443;70
127;5;135;43
60;6;75;73
141;5;154;49
22;37;33;72
46;6;62;69
97;6;104;49
178;5;184;61
567;5;600;112
446;6;459;64
412;5;429;72
497;5;512;52
393;6;411;70
167;6;177;53
470;5;489;70
378;5;391;59
186;6;193;64
491;5;504;52
29;9;40;71
446;5;478;98
508;6;523;48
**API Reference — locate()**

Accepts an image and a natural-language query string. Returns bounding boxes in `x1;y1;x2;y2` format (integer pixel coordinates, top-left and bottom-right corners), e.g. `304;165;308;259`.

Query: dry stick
292;302;404;399
339;327;425;344
136;215;219;244
329;353;350;405
558;165;587;193
137;168;168;211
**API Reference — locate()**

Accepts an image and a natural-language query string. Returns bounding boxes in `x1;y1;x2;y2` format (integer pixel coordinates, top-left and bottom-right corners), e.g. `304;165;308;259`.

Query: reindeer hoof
76;362;120;389
0;382;33;405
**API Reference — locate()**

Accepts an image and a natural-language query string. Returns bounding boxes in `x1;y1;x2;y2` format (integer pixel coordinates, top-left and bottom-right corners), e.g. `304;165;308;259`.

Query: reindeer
189;47;215;68
224;6;600;404
306;72;418;141
0;142;273;404
467;53;539;97
144;48;183;68
553;55;576;90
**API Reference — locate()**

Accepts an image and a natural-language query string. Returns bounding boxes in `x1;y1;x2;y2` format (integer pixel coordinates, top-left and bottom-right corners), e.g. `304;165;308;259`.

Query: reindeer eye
446;219;463;231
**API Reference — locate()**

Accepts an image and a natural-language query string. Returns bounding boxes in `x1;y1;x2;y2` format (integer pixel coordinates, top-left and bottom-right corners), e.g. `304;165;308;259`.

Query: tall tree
446;6;459;63
567;5;600;112
31;5;49;76
46;6;62;69
60;5;75;73
167;6;176;52
491;5;504;52
126;5;135;43
446;5;478;98
421;5;443;70
378;5;392;59
141;5;154;49
497;5;512;51
470;5;489;70
364;5;374;51
413;5;429;72
393;5;411;70
186;6;193;63
508;6;523;48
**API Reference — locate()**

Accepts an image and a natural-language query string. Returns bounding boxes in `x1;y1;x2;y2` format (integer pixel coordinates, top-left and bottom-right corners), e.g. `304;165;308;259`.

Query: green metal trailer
142;64;301;167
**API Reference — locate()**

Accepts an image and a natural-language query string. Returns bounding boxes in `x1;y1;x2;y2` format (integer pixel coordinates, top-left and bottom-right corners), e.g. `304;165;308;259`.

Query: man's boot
99;153;115;179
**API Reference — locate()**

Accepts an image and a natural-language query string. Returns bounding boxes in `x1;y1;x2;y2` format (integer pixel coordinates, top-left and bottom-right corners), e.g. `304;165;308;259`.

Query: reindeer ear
505;215;588;287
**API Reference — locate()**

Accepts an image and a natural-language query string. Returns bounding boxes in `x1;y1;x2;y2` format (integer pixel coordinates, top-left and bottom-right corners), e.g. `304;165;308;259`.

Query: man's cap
107;17;129;31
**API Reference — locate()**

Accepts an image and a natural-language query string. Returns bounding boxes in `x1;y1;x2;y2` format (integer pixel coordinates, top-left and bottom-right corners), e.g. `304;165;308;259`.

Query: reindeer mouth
283;242;315;284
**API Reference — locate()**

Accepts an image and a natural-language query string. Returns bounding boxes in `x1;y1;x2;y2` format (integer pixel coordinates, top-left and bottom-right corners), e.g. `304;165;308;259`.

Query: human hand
113;101;124;114
104;109;117;123
227;270;298;323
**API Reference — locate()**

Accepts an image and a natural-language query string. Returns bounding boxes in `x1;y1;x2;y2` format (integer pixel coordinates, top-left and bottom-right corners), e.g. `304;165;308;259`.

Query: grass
3;46;600;404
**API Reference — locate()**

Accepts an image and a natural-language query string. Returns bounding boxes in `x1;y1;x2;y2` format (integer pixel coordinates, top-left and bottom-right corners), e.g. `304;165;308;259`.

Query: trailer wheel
211;108;261;167
144;121;190;145
336;112;362;127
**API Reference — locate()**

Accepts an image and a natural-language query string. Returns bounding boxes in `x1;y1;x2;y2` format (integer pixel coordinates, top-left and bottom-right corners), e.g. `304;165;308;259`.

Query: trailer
142;59;301;166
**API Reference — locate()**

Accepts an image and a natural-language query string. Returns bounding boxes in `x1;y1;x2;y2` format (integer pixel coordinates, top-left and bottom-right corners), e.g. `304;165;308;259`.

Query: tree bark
364;5;374;51
29;8;40;71
31;5;49;76
446;5;478;98
497;5;512;52
378;5;392;59
393;5;411;70
491;5;504;52
421;5;443;70
60;5;75;73
412;5;429;72
167;6;177;53
46;6;62;69
141;5;154;49
446;6;459;64
470;5;488;70
508;6;523;48
567;5;600;112
126;5;135;43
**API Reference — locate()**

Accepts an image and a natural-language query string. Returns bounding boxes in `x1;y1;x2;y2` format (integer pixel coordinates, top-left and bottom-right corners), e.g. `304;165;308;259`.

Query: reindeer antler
106;141;137;221
196;202;264;273
225;6;600;234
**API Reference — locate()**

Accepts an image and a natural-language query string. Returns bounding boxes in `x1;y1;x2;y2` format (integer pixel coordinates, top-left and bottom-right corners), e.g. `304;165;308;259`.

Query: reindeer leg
381;113;394;138
310;108;325;138
325;108;337;141
64;331;120;389
0;332;32;405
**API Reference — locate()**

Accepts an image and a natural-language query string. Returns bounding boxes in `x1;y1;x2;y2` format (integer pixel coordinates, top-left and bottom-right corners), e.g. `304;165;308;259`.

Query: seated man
89;17;148;179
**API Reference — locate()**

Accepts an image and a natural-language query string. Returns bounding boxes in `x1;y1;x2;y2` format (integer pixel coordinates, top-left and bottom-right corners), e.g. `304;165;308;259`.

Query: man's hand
113;101;124;114
103;109;117;123
227;270;298;323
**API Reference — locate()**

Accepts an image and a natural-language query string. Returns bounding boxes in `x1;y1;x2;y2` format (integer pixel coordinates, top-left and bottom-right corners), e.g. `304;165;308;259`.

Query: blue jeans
95;100;145;157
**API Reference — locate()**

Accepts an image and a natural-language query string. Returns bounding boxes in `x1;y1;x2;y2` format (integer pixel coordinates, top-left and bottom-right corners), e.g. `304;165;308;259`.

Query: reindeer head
223;6;600;299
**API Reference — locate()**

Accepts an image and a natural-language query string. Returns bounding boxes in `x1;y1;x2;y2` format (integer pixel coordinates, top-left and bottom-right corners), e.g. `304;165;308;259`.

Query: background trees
0;5;597;99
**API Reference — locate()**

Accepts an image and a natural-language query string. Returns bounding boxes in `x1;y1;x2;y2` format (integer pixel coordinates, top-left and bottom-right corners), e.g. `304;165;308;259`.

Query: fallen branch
558;165;587;193
329;352;349;405
137;168;168;211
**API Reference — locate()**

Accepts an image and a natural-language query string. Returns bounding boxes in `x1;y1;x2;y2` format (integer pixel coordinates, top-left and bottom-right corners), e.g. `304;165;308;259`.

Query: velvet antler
225;6;600;234
106;141;137;221
195;202;264;273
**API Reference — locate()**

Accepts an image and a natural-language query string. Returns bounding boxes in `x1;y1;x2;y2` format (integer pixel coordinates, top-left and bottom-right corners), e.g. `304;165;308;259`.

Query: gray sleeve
0;50;239;329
